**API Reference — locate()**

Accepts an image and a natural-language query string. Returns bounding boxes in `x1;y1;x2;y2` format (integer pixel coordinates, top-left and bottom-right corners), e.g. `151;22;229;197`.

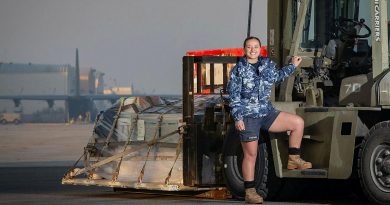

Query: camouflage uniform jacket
227;57;296;121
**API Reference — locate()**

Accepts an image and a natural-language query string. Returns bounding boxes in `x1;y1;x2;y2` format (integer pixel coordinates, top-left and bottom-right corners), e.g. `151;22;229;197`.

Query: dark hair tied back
243;36;261;48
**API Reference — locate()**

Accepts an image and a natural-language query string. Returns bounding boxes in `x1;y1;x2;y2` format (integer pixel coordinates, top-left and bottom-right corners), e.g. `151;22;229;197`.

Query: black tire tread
357;120;390;205
222;125;269;200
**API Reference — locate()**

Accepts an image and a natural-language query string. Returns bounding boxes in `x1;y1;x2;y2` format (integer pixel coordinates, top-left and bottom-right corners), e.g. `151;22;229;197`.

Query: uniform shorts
239;111;280;142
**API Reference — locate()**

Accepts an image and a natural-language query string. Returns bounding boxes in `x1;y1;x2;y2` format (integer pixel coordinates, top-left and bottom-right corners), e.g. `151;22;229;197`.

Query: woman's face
244;39;261;61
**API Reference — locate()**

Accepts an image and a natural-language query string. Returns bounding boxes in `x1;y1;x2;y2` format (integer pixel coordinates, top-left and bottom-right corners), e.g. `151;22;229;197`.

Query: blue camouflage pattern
227;56;296;121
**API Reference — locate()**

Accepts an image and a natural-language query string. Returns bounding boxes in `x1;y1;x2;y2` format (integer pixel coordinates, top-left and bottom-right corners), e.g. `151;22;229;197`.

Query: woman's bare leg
268;112;304;148
268;111;311;169
241;140;258;181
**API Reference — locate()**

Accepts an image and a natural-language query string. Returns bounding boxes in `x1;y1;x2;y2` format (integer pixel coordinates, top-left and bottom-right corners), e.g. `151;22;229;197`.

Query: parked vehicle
0;113;21;124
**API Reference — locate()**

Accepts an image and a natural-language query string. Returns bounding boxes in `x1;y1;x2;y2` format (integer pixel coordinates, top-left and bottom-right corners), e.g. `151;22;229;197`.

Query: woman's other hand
235;120;245;131
291;56;302;67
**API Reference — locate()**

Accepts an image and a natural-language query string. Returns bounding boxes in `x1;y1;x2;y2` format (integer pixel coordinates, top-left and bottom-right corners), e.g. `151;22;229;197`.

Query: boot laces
295;157;307;164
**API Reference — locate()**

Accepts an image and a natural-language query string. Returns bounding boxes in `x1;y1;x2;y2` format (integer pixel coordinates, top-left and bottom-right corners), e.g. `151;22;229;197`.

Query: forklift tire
358;121;390;205
222;124;269;200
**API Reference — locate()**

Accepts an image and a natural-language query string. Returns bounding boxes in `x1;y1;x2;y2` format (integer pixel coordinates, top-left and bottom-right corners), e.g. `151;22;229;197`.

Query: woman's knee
243;155;257;164
293;115;304;130
241;141;258;158
243;149;257;161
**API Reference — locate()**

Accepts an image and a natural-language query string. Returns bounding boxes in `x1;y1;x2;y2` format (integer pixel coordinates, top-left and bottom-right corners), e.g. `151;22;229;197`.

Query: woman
227;36;312;204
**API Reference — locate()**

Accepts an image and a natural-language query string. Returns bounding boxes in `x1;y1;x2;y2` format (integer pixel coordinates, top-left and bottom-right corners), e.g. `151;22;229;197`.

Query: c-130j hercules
0;49;133;121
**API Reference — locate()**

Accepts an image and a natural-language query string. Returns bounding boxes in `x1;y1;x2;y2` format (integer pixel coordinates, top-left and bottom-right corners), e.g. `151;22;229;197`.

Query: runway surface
0;124;372;204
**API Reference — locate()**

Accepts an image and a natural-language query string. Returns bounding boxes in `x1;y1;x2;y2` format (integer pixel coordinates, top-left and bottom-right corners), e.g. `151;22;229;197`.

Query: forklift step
284;133;323;142
301;169;327;176
282;168;328;178
302;135;323;142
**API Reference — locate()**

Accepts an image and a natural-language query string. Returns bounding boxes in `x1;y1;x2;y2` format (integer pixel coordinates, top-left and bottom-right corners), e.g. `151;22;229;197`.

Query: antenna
247;0;253;37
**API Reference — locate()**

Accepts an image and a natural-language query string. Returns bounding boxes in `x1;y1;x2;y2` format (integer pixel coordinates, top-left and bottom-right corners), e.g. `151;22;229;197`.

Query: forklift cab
268;0;390;107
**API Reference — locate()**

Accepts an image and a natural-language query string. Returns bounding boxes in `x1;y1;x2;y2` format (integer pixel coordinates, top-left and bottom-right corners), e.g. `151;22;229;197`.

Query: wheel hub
371;145;390;192
383;157;390;175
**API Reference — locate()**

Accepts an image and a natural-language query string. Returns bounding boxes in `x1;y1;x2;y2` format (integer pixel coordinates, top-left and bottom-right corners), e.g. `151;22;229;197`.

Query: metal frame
182;56;239;186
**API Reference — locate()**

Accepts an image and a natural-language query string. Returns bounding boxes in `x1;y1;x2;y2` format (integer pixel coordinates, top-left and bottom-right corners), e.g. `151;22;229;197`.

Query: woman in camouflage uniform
228;36;312;204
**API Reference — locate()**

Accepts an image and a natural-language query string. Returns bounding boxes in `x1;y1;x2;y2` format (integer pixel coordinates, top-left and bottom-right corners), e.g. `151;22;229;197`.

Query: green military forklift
63;0;390;204
184;0;390;204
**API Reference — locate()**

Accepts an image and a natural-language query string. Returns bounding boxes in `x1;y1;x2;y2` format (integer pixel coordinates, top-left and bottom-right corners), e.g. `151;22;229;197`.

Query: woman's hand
291;56;302;67
235;120;245;131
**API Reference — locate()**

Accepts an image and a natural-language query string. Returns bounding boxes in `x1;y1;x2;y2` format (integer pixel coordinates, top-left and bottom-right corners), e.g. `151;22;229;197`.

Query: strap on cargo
112;114;139;182
63;113;102;180
63;151;85;180
164;132;183;185
136;106;176;184
84;145;94;179
98;97;126;159
85;112;104;178
137;114;164;183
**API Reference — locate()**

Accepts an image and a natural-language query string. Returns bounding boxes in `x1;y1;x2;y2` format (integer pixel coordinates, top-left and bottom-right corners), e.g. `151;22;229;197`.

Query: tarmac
0;123;93;167
0;123;371;204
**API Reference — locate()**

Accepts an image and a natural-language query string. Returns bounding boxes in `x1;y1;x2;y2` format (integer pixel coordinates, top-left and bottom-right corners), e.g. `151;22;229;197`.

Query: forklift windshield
299;0;372;50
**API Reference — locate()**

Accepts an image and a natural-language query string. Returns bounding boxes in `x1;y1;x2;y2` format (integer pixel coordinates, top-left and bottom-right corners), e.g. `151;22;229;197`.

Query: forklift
64;0;390;204
183;0;390;204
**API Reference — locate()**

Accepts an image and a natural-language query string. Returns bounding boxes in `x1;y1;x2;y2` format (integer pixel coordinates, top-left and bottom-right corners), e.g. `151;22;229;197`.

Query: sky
0;0;267;95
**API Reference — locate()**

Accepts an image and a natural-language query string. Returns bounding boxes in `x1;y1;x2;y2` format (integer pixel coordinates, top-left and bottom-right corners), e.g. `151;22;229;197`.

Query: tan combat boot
245;188;263;204
287;155;312;170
